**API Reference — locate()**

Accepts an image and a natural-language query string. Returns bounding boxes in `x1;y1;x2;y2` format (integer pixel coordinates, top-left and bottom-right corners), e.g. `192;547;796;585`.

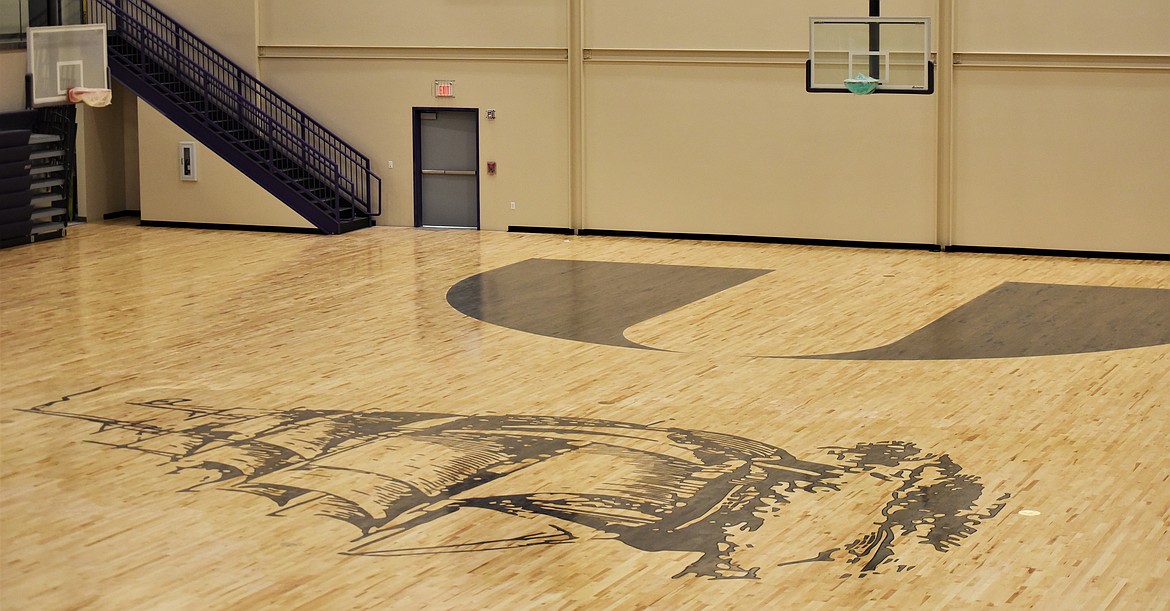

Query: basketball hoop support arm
869;1;881;78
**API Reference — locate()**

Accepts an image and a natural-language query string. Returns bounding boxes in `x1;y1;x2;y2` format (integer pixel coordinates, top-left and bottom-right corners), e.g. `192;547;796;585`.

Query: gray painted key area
800;282;1170;360
446;259;771;350
449;262;1170;359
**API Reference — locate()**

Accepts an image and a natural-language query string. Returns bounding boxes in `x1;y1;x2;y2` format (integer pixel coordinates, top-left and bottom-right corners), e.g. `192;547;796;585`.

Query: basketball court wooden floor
2;220;1168;609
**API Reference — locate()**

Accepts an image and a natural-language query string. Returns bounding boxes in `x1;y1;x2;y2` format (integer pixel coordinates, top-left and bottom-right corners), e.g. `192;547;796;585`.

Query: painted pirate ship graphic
25;388;1008;579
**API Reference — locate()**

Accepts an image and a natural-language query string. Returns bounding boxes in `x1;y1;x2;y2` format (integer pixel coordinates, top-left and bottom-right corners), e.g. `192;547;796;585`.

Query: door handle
421;169;477;176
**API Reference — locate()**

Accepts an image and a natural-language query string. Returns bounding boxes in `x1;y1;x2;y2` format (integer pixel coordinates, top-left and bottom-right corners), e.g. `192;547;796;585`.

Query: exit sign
434;80;455;98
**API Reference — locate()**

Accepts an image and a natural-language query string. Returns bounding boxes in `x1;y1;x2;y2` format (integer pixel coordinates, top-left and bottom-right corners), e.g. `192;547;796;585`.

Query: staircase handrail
86;0;380;218
122;24;361;218
141;38;364;214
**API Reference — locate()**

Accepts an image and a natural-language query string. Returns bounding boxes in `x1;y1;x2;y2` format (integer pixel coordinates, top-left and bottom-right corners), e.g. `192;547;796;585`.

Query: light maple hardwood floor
1;220;1167;609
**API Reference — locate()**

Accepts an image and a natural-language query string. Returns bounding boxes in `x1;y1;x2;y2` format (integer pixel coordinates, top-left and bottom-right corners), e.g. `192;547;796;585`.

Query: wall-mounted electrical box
179;141;198;181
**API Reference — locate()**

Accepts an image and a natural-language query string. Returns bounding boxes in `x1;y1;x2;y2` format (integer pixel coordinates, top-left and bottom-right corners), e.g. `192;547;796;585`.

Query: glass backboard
807;17;933;95
27;24;109;106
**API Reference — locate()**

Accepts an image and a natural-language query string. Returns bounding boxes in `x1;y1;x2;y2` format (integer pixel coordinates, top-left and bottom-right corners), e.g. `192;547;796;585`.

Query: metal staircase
84;0;381;234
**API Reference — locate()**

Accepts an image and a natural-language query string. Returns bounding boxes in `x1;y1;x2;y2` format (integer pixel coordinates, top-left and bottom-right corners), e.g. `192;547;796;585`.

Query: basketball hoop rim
67;86;113;107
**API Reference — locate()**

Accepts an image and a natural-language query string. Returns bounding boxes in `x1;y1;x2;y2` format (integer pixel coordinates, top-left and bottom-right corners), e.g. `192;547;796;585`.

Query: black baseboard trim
103;210;141;220
576;228;941;252
508;226;574;235
139;220;324;235
947;244;1169;262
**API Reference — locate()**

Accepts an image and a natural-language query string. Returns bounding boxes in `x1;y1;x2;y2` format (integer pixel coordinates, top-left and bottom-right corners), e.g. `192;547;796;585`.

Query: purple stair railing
85;0;381;234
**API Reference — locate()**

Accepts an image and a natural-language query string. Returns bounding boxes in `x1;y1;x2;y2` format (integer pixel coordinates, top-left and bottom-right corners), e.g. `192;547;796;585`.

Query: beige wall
259;58;571;231
255;0;572;230
122;89;140;211
137;101;313;228
581;1;938;243
585;0;936;51
148;0;261;74
949;1;1170;253
119;0;1168;253
76;81;136;220
584;62;937;242
257;0;567;49
952;69;1170;253
134;0;311;228
955;1;1170;55
0;49;27;112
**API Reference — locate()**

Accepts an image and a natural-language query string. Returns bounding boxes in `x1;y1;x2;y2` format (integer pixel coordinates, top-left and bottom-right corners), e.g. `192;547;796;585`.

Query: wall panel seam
585;49;808;65
259;46;569;62
954;53;1170;71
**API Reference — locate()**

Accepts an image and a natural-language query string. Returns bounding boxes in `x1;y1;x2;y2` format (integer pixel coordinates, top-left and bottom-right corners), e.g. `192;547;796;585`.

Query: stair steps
86;0;380;234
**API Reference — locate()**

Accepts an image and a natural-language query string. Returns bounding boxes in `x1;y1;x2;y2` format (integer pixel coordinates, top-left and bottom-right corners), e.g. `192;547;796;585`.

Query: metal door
414;109;479;228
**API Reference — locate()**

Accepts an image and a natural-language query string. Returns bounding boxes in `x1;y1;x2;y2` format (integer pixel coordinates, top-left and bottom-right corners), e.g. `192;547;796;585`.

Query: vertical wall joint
569;0;585;232
936;0;956;248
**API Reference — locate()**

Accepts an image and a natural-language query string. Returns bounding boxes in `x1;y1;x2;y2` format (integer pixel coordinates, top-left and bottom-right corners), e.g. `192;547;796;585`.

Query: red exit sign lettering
434;80;455;98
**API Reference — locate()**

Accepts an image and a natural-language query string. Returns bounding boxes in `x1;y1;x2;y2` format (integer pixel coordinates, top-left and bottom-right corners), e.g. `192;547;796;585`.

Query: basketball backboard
27;24;109;107
807;17;933;95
